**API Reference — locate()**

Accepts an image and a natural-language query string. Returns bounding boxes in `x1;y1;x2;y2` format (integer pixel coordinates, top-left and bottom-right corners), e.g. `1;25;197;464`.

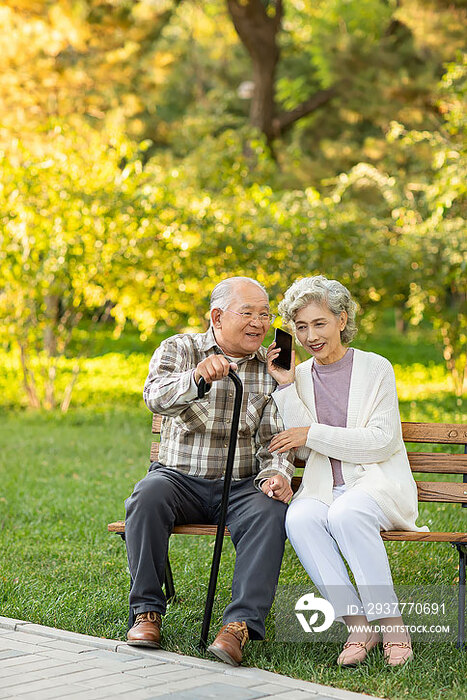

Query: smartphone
274;328;293;370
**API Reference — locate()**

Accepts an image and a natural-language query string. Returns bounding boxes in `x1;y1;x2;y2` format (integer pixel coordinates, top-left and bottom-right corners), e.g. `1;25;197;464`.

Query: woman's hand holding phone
267;341;295;385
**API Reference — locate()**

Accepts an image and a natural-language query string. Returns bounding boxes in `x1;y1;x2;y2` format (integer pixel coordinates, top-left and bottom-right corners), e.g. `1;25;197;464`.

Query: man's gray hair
278;275;358;344
210;277;268;314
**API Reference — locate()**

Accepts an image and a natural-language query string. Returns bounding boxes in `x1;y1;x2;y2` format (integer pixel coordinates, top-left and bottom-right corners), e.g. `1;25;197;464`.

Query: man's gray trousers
124;463;288;640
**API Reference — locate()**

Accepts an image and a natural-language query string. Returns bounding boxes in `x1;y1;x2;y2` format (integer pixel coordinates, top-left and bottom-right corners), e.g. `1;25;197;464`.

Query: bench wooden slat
402;422;467;444
150;442;160;462
416;481;467;503
173;525;230;536
382;531;467;543
107;521;230;536
408;453;467;474
152;414;162;433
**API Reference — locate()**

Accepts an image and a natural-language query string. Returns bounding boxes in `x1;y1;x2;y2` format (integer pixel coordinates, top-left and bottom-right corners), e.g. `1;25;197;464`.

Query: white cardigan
273;348;428;532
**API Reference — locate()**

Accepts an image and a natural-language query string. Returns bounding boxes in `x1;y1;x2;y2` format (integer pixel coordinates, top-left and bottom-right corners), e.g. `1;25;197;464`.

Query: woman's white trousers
286;486;400;621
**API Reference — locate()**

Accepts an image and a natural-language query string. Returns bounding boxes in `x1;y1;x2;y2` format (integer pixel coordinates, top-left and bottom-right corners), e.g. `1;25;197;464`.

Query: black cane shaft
199;370;243;648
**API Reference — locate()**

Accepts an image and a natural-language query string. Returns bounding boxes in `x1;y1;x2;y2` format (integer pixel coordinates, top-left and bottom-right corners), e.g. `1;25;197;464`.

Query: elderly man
124;276;294;666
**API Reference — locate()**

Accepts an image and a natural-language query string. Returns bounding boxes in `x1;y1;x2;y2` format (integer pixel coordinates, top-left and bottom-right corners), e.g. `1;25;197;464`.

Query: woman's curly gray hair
278;276;358;345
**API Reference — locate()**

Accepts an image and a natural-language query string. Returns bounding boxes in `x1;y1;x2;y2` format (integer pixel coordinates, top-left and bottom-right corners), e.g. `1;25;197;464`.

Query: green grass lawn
1;324;466;699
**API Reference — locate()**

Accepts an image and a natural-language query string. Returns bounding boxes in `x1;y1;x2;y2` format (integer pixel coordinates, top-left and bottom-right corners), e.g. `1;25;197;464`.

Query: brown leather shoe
207;621;249;666
127;611;161;648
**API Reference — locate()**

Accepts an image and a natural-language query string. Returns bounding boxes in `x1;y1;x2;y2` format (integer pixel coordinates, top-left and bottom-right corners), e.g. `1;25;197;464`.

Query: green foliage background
0;1;465;409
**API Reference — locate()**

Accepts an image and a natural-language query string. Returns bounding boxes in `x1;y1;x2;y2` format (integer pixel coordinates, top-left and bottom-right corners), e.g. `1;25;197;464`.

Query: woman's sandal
383;639;413;667
337;630;381;667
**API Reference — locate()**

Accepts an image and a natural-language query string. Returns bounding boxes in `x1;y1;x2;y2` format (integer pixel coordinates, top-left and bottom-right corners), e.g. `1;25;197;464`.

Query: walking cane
197;369;243;649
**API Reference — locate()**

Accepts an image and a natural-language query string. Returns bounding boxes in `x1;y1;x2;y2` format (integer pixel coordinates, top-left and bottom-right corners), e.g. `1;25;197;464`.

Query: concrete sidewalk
0;617;382;700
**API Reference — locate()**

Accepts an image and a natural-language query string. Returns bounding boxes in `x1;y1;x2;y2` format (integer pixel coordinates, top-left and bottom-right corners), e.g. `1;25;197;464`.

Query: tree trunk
441;324;465;397
250;52;279;141
226;0;336;143
44;293;60;357
44;362;56;410
61;363;80;413
227;0;282;144
19;344;41;409
394;307;406;333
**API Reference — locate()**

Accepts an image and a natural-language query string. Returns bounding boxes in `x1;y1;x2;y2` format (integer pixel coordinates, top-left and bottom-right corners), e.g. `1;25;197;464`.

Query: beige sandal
337;630;381;667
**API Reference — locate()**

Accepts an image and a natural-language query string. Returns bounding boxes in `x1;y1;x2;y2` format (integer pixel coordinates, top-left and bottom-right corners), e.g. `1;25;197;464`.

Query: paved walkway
0;617;382;700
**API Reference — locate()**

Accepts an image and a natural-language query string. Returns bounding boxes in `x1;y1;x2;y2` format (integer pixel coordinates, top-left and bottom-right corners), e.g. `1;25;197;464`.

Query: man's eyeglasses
225;310;276;325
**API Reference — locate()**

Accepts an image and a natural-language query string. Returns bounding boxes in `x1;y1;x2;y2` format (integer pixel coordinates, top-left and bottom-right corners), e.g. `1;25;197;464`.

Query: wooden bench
108;417;467;647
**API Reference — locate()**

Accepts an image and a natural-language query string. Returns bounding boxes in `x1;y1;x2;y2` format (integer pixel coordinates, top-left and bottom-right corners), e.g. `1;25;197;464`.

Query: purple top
312;348;354;486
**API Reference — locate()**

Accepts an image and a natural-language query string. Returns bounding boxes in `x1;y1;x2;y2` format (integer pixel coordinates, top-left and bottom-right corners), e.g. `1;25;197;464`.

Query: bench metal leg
456;544;466;650
117;533;135;631
128;581;135;630
164;557;176;602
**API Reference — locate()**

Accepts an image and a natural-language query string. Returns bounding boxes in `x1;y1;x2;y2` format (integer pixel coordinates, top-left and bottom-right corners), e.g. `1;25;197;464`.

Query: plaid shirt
143;328;295;483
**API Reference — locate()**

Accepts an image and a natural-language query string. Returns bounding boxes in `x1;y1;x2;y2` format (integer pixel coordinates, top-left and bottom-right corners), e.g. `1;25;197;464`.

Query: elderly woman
267;276;427;667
